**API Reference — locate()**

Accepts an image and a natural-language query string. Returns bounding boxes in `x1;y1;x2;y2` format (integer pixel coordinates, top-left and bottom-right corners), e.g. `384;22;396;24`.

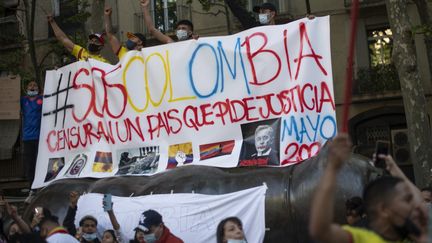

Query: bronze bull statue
24;145;377;242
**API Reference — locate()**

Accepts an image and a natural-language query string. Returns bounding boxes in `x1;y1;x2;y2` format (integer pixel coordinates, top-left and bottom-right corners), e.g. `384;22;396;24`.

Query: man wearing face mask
63;191;101;243
134;210;183;243
21;80;43;198
309;134;428;243
47;15;110;64
140;0;196;44
104;6;146;61
253;3;277;26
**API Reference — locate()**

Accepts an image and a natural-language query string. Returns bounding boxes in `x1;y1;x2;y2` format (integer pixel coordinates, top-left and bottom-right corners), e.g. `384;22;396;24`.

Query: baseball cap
88;33;105;45
253;2;277;13
126;32;146;45
134;210;163;232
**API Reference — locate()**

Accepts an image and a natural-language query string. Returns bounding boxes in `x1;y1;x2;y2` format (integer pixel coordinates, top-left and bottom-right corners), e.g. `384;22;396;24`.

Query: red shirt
156;226;183;243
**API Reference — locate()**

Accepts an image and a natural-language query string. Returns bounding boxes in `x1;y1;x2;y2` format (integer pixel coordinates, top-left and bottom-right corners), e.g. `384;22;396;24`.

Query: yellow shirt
71;44;110;64
116;46;128;61
342;225;411;243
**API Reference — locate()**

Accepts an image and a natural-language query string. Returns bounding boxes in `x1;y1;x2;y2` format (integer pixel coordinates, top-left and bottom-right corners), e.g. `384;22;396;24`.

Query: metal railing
353;64;401;95
0;15;21;45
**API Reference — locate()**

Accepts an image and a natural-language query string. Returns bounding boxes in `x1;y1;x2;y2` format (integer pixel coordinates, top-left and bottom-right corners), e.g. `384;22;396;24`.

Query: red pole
341;0;360;133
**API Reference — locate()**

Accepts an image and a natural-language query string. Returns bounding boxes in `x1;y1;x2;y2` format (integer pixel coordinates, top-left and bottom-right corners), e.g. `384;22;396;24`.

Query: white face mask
176;29;189;41
27;90;38;96
144;233;157;243
82;232;98;241
258;13;270;25
227;239;247;243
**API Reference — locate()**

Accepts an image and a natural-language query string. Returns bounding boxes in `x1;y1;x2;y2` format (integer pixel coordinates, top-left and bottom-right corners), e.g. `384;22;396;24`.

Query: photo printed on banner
64;154;87;177
93;151;113;172
116;146;159;175
238;118;281;167
199;140;235;161
44;157;65;182
167;142;193;169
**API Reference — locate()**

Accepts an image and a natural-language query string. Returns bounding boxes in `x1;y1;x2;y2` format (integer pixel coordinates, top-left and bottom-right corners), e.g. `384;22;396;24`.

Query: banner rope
341;0;360;133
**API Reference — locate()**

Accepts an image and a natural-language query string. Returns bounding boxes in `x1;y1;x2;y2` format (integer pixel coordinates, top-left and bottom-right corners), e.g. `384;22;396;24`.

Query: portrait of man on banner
238;119;280;166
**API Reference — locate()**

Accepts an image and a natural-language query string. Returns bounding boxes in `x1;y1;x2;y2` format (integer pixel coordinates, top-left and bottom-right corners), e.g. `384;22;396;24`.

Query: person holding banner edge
140;0;197;44
47;14;110;64
104;6;146;61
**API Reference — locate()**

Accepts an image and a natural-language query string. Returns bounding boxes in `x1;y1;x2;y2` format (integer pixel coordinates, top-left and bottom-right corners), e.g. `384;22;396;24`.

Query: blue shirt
21;95;43;141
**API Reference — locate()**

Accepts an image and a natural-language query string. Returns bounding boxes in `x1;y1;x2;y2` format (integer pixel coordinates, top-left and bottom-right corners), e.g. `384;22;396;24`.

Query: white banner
33;16;335;188
75;185;267;243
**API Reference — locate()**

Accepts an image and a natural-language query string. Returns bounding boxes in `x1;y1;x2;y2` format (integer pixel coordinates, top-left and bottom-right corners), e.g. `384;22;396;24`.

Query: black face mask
393;217;421;239
87;43;102;53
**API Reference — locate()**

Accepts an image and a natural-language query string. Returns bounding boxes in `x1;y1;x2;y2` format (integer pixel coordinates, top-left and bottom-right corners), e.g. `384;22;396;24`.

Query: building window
49;0;83;37
134;0;178;35
354;26;399;94
367;27;393;67
153;0;177;32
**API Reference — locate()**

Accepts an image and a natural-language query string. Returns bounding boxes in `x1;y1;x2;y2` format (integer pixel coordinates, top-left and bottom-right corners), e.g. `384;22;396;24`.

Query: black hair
39;215;59;226
345;196;364;216
79;215;98;227
363;176;404;220
216;217;243;243
176;19;194;31
8;233;46;243
420;187;432;193
133;33;146;46
104;229;118;242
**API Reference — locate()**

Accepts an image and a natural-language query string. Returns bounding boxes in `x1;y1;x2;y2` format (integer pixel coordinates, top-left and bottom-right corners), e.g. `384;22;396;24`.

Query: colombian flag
199;140;235;160
92;151;113;172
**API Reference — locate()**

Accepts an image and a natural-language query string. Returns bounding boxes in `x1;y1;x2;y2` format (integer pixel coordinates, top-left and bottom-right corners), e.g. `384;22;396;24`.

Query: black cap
253;2;277;13
134;210;163;232
126;32;146;45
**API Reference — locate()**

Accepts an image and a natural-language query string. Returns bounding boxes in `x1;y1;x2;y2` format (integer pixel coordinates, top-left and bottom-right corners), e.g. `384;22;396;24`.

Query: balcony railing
0;15;22;46
353;64;401;95
2;0;19;8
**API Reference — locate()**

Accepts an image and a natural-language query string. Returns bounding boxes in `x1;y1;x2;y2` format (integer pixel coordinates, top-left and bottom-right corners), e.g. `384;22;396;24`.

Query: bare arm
309;134;352;243
140;0;173;44
63;191;80;236
382;155;423;204
5;201;31;234
104;7;122;54
47;15;75;52
107;209;120;230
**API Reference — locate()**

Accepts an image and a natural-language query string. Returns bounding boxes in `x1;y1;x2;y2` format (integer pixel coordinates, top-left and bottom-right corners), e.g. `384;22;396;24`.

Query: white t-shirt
46;233;79;243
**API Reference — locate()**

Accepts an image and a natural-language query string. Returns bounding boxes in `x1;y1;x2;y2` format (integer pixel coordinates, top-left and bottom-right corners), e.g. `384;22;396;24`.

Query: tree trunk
23;0;40;85
412;0;432;85
385;0;432;186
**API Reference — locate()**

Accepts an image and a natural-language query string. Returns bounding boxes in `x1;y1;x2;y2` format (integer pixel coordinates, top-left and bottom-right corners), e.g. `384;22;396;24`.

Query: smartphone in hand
103;194;112;212
374;140;390;169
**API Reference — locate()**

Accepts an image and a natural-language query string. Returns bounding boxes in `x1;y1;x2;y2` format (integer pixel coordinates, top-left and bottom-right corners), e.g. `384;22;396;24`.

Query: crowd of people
309;133;431;243
0;191;248;243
